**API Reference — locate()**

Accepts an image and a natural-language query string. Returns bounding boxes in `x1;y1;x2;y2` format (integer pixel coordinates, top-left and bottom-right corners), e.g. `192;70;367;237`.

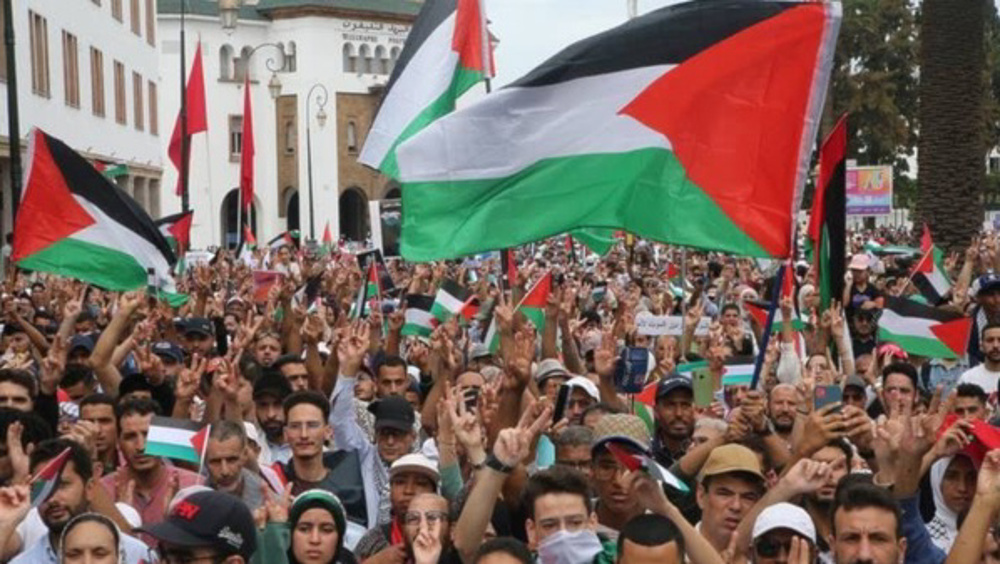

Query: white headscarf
59;512;126;564
928;455;964;552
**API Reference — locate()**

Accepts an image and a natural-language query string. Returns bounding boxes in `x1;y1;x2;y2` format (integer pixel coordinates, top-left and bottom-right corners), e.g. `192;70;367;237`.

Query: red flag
921;224;933;255
781;261;794;301
169;43;207;196
240;77;255;212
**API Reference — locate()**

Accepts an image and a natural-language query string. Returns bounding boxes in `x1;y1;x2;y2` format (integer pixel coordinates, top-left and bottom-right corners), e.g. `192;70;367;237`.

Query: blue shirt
900;496;945;564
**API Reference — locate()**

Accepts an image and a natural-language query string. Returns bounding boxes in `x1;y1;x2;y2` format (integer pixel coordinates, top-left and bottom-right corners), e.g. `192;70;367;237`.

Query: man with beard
766;384;798;445
968;275;1000;365
98;399;200;542
205;420;264;512
831;482;906;564
960;323;1000;395
8;439;150;564
652;376;694;467
253;370;293;464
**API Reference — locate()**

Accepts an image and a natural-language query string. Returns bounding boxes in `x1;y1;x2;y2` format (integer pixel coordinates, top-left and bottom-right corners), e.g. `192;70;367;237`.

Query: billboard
846;165;893;216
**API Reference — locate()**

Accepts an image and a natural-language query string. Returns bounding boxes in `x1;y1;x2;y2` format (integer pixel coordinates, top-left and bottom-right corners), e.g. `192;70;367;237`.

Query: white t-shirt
958;364;1000;395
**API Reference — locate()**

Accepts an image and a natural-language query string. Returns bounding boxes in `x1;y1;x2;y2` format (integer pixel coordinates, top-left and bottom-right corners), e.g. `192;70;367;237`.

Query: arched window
219;44;234;81
347;121;358;153
284;120;295;154
342;42;356;73
284;41;297;72
374;45;388;75
359;44;372;74
237;46;254;82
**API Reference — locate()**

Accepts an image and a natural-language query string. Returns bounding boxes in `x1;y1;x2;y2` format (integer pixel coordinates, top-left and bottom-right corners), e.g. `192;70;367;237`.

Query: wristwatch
485;454;515;474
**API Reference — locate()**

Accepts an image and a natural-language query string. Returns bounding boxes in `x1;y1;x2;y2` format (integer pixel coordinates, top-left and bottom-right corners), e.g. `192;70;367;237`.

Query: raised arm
90;292;142;398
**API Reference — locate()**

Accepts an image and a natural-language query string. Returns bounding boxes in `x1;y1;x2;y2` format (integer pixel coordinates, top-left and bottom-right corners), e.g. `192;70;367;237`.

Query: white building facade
0;0;163;238
156;0;415;249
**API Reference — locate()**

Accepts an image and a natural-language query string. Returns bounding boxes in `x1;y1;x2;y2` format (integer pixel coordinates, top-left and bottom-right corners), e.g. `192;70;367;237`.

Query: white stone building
156;0;416;249
0;0;163;238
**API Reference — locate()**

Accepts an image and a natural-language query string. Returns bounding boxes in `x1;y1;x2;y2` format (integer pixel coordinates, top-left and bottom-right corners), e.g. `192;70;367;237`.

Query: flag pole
750;262;785;390
197;423;211;477
897;247;930;297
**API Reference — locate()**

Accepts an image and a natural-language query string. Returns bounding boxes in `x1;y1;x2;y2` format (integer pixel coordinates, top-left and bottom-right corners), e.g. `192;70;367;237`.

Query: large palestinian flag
358;0;493;178
807;115;847;310
396;1;841;261
878;297;971;360
13;130;179;295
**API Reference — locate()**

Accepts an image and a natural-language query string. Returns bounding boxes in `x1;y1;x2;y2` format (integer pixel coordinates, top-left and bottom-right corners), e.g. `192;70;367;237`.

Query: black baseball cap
368;395;415;432
138;490;256;560
68;334;96;354
151;341;185;363
119;373;155;397
178;317;214;337
252;371;293;401
656;375;692;399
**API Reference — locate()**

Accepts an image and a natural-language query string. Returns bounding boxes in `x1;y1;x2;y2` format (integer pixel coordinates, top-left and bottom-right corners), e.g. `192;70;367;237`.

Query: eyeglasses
556;460;591;471
402;510;448;527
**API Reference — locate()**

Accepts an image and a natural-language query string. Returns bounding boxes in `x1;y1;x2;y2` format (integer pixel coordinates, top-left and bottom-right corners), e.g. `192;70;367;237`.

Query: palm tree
915;0;988;250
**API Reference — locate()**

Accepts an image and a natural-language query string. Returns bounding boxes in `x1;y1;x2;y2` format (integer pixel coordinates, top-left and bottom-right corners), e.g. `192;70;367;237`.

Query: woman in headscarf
288;490;358;564
928;454;977;551
59;513;124;564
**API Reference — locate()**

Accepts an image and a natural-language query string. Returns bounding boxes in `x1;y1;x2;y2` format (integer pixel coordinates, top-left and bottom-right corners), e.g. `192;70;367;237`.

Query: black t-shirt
847;283;882;313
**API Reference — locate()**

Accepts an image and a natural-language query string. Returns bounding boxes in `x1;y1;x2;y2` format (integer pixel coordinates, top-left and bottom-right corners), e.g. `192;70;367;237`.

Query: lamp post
305;84;328;240
4;0;21;226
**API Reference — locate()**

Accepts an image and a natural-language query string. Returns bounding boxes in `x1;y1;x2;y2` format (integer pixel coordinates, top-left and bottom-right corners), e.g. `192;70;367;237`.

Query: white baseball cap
566;376;600;401
752;502;817;543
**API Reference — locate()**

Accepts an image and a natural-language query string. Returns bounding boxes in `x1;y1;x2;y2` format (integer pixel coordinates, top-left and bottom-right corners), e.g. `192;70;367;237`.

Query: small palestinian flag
268;231;299;252
155;211;194;256
605;443;689;493
359;0;493;178
13;129;179;297
483;271;552;352
912;225;952;306
321;222;334;254
396;0;841;260
879;297;972;360
745;300;805;332
402;294;437;337
432;280;473;323
144;416;207;464
721;356;757;388
93;160;128;179
352;261;381;319
631;381;659;435
244;225;257;247
30;447;72;508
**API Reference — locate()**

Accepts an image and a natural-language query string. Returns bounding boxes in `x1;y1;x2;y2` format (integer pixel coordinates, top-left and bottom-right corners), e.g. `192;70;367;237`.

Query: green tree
914;0;988;250
827;0;919;174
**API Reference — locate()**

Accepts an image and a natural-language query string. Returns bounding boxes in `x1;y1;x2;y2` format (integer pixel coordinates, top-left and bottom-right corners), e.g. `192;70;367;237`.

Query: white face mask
537;529;603;564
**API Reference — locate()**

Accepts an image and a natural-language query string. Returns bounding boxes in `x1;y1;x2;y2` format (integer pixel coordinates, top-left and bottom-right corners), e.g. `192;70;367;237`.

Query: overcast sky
487;0;1000;88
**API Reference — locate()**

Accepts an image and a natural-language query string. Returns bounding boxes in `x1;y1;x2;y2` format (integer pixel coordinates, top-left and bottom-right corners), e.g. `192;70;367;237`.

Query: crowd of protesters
0;225;999;564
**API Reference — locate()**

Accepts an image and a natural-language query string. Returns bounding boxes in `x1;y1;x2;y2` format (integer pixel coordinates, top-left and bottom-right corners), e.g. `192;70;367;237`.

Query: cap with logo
180;317;214;337
974;273;1000;297
752;502;817;543
656;375;692;399
151;341;185;363
698;443;765;483
138;490;257;560
368;395;416;432
389;453;440;487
